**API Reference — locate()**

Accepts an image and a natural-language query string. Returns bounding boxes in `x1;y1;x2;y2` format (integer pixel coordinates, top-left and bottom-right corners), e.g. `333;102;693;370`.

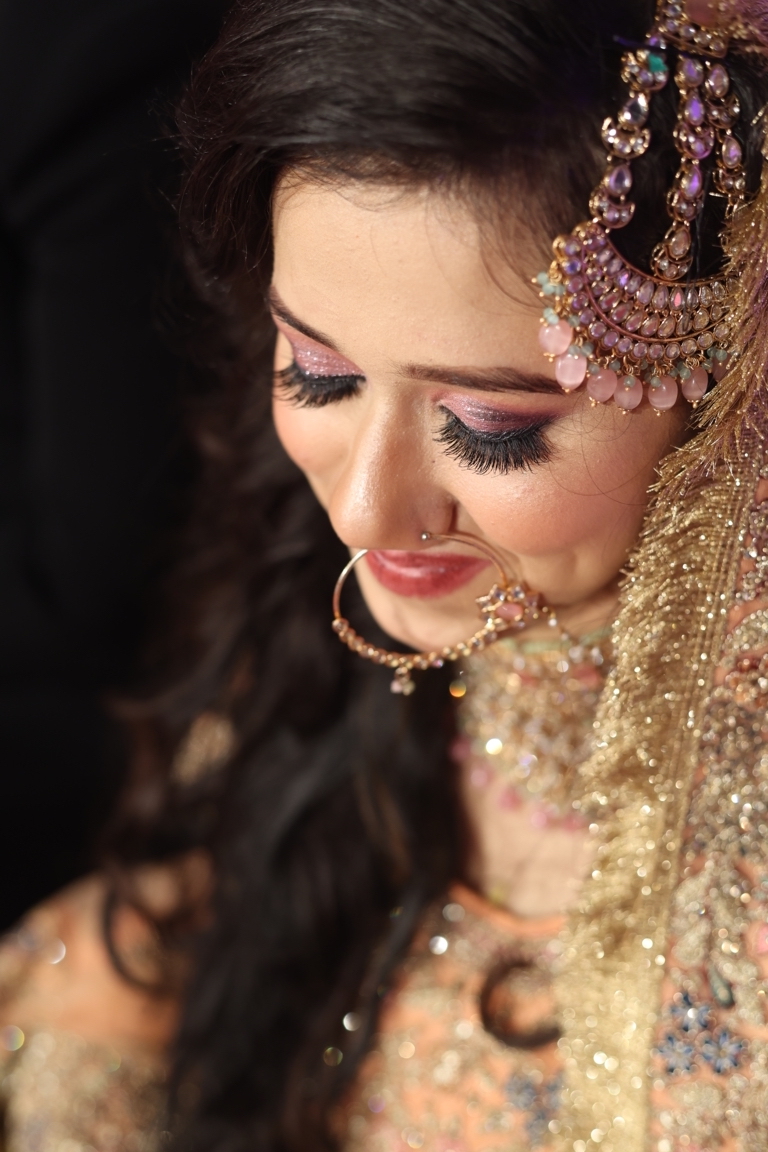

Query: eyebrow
269;288;342;351
269;286;563;397
404;364;563;396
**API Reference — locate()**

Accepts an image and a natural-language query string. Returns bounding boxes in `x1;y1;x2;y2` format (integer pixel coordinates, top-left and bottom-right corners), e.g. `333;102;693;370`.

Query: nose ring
331;531;555;695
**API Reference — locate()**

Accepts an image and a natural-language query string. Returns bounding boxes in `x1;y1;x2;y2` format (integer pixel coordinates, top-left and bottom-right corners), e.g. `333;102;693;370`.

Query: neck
519;579;620;644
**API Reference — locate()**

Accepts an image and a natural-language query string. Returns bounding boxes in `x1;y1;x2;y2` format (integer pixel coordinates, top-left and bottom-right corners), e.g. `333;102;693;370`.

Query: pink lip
366;549;490;599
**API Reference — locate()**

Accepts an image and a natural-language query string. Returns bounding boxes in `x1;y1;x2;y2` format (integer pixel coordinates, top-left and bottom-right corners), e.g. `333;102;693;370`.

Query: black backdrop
0;0;229;928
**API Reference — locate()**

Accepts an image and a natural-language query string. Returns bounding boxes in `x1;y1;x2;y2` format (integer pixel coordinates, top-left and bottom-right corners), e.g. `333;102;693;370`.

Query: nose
325;393;449;549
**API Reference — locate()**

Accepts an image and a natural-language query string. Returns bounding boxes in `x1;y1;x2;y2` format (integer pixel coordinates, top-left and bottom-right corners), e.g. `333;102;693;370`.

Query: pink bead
613;375;643;411
555;350;588;392
712;360;729;382
538;320;573;357
681;365;709;402
648;374;679;411
586;368;618;403
756;922;768;956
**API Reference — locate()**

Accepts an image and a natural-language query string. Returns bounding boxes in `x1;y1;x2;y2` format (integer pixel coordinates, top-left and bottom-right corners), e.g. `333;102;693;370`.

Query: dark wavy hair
106;2;768;1150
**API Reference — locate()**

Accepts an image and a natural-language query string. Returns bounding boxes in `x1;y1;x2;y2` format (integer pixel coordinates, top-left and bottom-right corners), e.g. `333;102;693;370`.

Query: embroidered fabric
0;908;167;1151
0;1028;165;1152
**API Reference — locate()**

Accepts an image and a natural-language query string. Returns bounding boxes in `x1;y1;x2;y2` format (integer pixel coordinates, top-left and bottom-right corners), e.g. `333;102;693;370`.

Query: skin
271;177;689;653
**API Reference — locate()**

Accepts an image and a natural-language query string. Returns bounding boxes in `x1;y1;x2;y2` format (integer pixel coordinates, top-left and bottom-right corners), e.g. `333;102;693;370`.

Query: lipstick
366;549;490;599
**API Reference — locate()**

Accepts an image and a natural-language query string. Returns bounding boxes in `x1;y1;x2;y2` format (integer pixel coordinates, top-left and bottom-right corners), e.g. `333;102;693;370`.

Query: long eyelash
435;410;553;476
275;361;363;408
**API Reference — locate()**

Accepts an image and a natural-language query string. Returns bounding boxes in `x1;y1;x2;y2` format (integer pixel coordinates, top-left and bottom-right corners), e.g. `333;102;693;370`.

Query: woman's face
271;177;686;651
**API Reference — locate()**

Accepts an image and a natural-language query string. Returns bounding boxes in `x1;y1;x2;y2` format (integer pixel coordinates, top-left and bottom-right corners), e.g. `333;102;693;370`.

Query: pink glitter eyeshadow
275;318;362;377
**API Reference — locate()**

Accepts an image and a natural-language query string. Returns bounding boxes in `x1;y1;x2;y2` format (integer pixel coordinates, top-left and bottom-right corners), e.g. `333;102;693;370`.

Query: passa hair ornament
536;0;746;413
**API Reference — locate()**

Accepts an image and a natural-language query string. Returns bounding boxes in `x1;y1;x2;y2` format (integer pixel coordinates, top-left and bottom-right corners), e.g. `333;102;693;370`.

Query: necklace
455;626;613;827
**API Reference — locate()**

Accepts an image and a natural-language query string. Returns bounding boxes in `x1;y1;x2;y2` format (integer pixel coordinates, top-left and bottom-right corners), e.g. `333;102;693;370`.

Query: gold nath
331;533;555;694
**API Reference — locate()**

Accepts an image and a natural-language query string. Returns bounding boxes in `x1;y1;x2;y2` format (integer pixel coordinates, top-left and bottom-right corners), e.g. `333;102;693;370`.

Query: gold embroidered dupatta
554;90;768;1151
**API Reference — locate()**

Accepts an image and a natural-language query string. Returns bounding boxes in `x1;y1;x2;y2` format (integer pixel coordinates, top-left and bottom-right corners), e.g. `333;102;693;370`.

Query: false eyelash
275;361;364;408
435;410;554;476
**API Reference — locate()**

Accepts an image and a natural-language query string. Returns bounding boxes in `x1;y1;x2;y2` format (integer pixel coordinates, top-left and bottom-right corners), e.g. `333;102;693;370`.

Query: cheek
450;422;661;560
272;398;345;491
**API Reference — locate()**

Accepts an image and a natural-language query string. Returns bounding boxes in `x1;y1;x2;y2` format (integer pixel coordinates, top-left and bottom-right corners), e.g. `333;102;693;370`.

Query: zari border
553;454;756;1152
553;118;768;1152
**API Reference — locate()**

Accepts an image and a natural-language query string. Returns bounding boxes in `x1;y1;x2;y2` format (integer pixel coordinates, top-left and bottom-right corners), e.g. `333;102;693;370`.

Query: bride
2;1;768;1150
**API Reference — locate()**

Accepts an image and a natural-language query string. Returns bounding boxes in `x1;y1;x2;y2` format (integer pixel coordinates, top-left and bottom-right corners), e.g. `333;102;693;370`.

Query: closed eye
435;409;554;475
275;360;364;408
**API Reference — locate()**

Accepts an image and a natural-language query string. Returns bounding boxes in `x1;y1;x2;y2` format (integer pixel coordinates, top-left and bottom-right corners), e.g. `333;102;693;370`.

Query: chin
368;597;481;654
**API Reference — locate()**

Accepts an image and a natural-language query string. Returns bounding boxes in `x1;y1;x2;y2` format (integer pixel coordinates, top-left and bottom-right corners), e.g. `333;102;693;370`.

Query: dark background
0;0;229;929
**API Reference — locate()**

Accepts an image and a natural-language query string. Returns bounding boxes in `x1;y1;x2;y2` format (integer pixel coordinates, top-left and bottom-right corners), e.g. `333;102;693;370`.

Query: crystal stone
684;94;706;126
677;56;704;88
709;95;740;129
625;310;644;333
680;164;703;199
601;330;620;348
602;289;621;310
607;164;633;196
665;342;681;360
677;312;693;336
681;338;698;355
680;124;715;160
652;285;669;310
588;321;607;339
636;281;655;305
705;63;730;99
648;343;665;360
640;314;660;337
693;308;711;330
607;256;623;275
658;315;677;339
697;332;714;349
722;135;743;170
631;341;648;360
616;336;633;354
670;287;686;311
685;287;699;310
563;238;582;256
566;275;586;293
617;268;631;289
714;322;730;341
669;226;691;259
611;302;631;323
672;196;698;222
713;281;726;300
619;93;650;128
579;309;596;326
626;274;642;294
698;284;712;307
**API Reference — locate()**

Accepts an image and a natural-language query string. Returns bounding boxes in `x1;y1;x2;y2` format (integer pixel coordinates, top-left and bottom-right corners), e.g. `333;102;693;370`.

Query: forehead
271;176;540;365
